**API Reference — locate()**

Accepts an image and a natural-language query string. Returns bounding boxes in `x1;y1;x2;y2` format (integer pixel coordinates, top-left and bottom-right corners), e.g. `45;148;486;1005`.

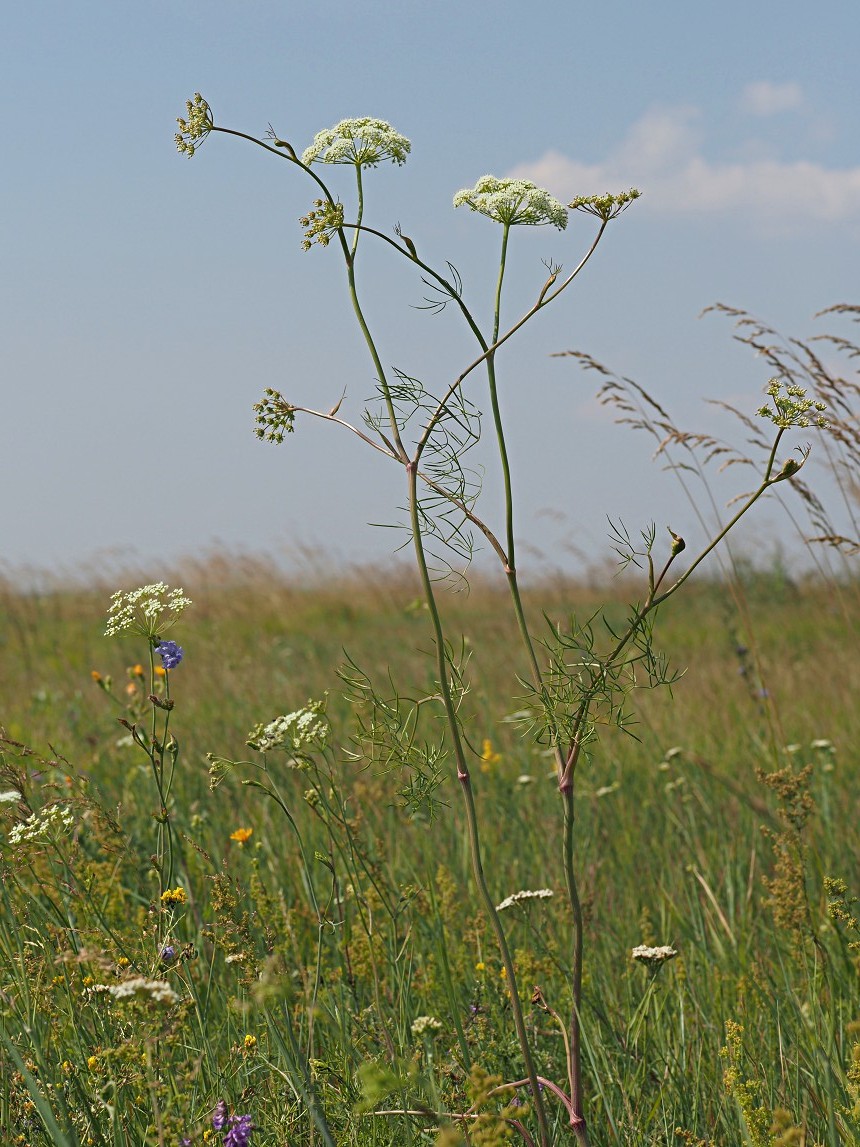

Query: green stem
561;788;589;1146
344;165;408;461
406;462;553;1147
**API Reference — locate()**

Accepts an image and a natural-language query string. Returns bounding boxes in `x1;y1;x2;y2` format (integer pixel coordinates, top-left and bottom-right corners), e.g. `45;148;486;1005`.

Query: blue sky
3;0;859;581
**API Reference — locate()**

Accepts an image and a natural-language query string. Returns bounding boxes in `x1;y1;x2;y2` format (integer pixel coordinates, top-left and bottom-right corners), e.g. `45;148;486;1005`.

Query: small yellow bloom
475;961;485;972
125;682;137;696
500;966;507;978
230;827;253;844
480;739;501;773
61;1060;73;1073
87;1055;99;1072
82;976;93;987
203;1131;213;1142
117;956;130;968
154;665;166;678
243;1034;257;1049
160;886;187;906
131;664;145;677
90;670;102;683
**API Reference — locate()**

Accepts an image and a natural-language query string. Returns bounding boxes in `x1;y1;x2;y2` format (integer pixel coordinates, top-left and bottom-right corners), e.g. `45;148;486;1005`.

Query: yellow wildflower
154;666;166;678
87;1056;99;1072
117;957;130;968
480;739;501;773
131;664;144;677
243;1034;257;1049
230;827;253;844
90;670;102;683
160;886;187;906
475;961;486;972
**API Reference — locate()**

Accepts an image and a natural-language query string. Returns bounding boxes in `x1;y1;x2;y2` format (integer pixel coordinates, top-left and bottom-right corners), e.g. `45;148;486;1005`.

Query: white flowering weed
105;583;192;638
496;888;554;912
411;1015;443;1037
302;118;411;168
247;699;329;753
757;378;827;430
453;176;567;230
631;944;678;966
102;977;179;1004
8;803;74;846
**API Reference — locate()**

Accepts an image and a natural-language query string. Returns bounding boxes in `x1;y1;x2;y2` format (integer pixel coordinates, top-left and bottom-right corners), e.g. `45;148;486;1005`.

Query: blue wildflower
212;1100;229;1130
160;945;176;964
224;1114;254;1147
155;640;184;670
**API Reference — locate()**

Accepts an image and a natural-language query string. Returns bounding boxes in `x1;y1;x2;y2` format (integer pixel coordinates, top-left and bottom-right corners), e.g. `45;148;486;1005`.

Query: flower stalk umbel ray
178;97;813;1146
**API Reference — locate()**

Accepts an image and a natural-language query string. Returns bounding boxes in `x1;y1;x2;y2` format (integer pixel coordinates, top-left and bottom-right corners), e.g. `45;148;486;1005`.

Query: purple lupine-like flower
155;640;184;670
212;1100;229;1130
223;1114;254;1147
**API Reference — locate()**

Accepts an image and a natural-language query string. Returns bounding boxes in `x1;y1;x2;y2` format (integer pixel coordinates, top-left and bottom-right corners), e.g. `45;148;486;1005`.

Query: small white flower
496;888;554;912
516;774;535;785
453;176;567;230
811;739;834;751
631;944;678;966
0;790;22;803
411;1015;443;1037
302;118;411;168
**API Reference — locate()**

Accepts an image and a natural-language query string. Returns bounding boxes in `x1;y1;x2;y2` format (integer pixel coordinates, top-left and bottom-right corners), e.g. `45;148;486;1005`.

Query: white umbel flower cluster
411;1015;443;1037
247;699;329;753
453;176;568;230
8;804;74;846
496;888;554;912
105;583;192;638
301;118;411;168
631;944;678;966
100;977;179;1005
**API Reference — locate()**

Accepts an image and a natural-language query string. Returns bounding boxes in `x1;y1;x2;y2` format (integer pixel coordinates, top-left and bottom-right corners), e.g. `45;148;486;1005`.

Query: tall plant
176;97;825;1146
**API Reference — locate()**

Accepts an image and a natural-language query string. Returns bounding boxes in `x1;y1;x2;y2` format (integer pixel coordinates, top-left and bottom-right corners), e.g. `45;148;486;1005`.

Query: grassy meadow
1;558;859;1146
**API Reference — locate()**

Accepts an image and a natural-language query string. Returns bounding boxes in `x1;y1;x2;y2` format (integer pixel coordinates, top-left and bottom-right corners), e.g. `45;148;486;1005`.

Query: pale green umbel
453;175;568;230
301;118;411;168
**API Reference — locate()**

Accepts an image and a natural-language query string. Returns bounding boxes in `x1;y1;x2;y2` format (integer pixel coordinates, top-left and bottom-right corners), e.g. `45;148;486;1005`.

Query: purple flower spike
155;640;184;670
224;1114;255;1147
212;1099;229;1130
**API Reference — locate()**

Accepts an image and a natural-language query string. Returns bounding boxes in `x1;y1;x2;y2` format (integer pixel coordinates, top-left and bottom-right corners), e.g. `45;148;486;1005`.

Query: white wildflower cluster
411;1015;443;1037
496;888;554;912
105;583;192;638
247;699;329;753
175;92;213;157
100;977;179;1004
453;176;568;230
301;118;411;168
757;379;827;430
0;790;22;804
8;804;74;846
631;944;678;966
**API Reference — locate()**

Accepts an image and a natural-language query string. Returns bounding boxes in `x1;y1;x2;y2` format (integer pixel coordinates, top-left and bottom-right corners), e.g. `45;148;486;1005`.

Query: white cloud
741;80;804;116
509;106;860;224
